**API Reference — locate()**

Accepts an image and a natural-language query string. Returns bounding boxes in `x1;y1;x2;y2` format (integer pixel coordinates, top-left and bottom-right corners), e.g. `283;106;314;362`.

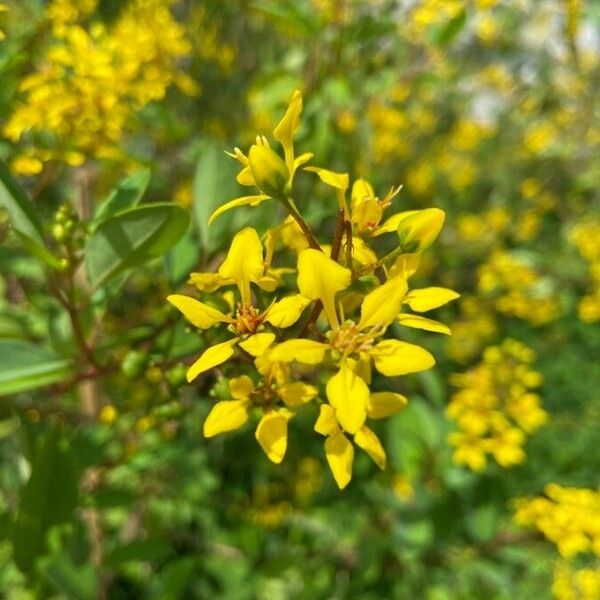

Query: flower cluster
477;250;561;326
167;91;458;488
447;339;547;471
3;0;197;174
514;485;600;559
570;219;600;323
552;561;600;600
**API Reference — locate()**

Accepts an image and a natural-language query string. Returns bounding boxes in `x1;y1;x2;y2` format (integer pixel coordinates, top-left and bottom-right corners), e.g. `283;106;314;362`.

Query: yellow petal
293;152;313;171
370;340;435;376
346;354;372;384
167;294;232;328
187;338;239;382
268;339;330;364
255;275;278;292
351;178;375;209
229;375;254;400
255;411;289;464
265;294;311;328
238;332;276;356
404;287;460;312
236;166;256;186
395;208;445;253
326;362;369;434
314;404;339;436
208;194;270;225
274;90;303;170
218;227;264;305
188;272;233;292
397;314;451;335
352;199;383;233
354;426;386;469
372;210;411;236
297;249;351;329
304;167;349;192
350;237;378;265
388;253;421;279
325;433;354;489
203;399;249;437
367;392;407;419
277;381;318;407
357;275;408;330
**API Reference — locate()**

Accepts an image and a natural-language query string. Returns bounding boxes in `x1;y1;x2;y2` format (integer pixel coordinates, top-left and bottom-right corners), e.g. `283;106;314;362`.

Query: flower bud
121;350;148;378
248;144;290;198
396;208;445;253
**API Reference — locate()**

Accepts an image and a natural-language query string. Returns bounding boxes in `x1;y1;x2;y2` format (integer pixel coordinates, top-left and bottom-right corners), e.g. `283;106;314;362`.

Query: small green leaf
12;430;79;575
92;168;151;229
0;159;45;244
85;203;190;288
0;339;73;395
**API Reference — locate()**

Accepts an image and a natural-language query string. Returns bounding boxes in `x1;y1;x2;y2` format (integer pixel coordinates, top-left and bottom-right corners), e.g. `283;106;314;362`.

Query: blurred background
0;1;599;598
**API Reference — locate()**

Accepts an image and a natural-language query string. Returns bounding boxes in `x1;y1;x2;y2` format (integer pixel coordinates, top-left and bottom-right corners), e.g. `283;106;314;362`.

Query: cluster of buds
51;203;86;272
168;91;458;488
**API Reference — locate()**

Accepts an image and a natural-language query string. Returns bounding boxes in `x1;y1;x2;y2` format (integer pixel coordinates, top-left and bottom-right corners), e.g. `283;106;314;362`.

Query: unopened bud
396;208;445;253
248;144;290;199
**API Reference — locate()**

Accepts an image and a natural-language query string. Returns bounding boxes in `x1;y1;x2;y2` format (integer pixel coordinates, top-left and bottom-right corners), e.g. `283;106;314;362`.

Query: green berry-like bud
52;223;67;242
121;350;148;378
166;364;187;387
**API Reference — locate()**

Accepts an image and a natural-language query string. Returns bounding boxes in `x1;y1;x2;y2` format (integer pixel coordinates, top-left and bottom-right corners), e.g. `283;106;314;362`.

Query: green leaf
15;230;64;270
85;203;190;288
12;430;79;575
39;556;97;600
165;228;199;285
193;140;239;254
106;539;171;566
0;159;45;244
92;168;151;229
0;339;73;395
430;10;467;46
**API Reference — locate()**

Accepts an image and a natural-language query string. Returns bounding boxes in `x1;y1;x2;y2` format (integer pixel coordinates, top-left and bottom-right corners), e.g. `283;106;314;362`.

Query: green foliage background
0;1;599;598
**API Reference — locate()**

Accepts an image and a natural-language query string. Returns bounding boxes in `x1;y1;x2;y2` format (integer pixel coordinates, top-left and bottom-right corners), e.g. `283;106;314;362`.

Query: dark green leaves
0;339;73;395
91;168;151;229
12;430;79;575
85;203;190;288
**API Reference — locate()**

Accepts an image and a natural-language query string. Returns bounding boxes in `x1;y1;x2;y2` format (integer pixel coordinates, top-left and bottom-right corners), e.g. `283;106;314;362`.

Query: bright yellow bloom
265;250;444;486
209;90;313;224
167;228;309;381
203;373;318;464
314;396;406;488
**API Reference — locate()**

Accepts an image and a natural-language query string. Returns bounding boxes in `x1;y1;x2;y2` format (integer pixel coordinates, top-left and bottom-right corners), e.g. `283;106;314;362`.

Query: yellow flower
514;485;600;560
448;339;547;471
203;373;318;464
268;250;437;478
209;90;313;224
314;397;406;488
167;228;309;381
